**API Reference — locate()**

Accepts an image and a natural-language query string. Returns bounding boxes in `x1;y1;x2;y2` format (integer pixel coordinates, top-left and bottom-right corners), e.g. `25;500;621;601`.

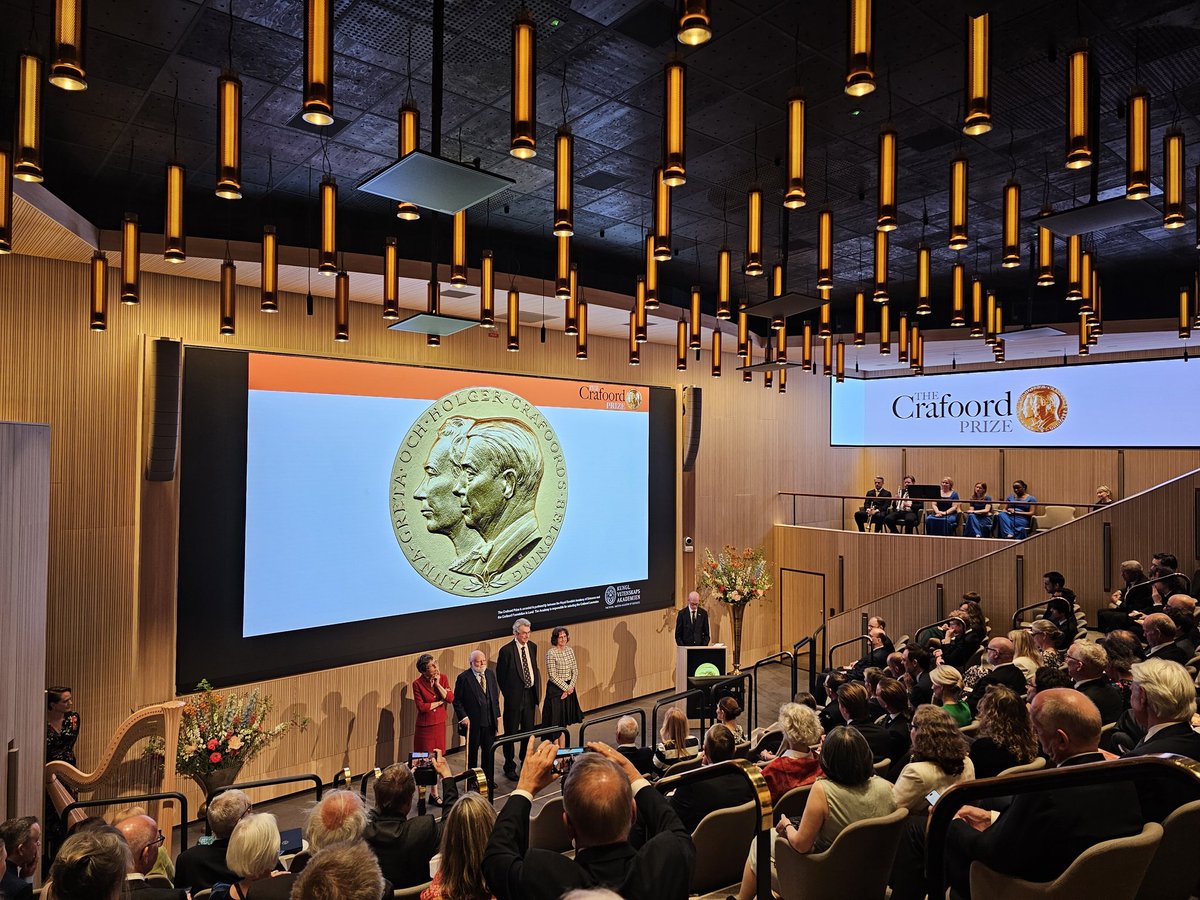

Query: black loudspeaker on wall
145;338;182;482
682;386;703;472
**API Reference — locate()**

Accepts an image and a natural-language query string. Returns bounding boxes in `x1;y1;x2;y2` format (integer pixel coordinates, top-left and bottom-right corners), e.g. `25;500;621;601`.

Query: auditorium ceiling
2;0;1199;335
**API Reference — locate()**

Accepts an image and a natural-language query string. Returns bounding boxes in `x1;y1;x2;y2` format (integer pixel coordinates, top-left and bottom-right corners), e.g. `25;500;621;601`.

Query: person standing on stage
542;626;584;746
412;654;455;805
496;618;540;781
453;650;501;792
675;591;710;647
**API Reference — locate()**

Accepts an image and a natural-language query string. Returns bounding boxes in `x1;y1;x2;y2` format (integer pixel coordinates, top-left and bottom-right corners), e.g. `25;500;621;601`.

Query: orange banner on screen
247;353;649;412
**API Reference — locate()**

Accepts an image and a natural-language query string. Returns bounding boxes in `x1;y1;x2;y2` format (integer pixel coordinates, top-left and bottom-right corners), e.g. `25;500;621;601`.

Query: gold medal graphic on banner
390;388;568;596
1016;385;1068;433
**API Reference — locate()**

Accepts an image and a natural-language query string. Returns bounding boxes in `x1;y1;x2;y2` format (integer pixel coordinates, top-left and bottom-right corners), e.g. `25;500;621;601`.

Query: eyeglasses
148;831;165;849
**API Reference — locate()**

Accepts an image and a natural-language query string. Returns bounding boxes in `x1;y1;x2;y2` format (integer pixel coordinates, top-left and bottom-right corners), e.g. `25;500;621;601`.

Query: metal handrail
211;773;324;801
579;707;647;748
794;623;825;694
825;634;869;669
911;615;955;646
1010;598;1087;630
357;765;490;804
651;688;710;749
776;490;1105;528
61;790;190;850
1120;572;1194;609
653;758;774;899
749;651;796;728
924;754;1200;898
489;726;570;801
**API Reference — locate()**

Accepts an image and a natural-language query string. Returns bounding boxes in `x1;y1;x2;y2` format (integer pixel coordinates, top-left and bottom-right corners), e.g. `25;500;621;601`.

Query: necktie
520;644;532;688
477;673;486;694
691;610;696;625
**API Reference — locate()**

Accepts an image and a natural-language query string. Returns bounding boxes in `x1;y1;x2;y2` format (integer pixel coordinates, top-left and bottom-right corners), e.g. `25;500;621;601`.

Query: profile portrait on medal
412;415;482;576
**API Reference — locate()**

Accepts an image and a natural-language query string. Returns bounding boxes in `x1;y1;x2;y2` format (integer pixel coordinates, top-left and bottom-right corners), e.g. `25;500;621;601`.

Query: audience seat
774;807;908;900
663;756;704;778
958;721;980;735
1032;506;1075;532
528;795;573;853
773;784;813;823
689;800;759;895
969;821;1162;900
872;759;891;776
1134;797;1200;900
997;757;1046;777
193;891;212;900
393;883;432;898
146;874;174;888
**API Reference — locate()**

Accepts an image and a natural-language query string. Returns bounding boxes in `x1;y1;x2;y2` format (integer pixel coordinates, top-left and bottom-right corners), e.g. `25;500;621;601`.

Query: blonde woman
1029;619;1063;668
211;813;286;899
654;707;698;772
422;793;497;900
1008;629;1042;684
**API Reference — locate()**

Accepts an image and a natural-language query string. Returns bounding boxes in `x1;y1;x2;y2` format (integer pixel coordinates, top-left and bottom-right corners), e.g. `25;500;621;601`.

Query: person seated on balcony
891;706;974;814
884;475;924;534
816;671;850;729
1026;665;1072;704
853;476;892;533
924;478;960;536
364;752;459;890
997;480;1037;538
1094;484;1114;505
114;813;187;899
653;708;699;773
289;790;369;875
961;483;994;537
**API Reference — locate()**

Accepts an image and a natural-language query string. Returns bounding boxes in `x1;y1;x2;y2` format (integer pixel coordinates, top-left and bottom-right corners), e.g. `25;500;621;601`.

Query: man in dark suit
1143;613;1191;665
0;816;38;900
496;617;541;780
173;789;249;893
1065;640;1124;725
115;814;188;899
902;645;934;708
945;689;1143;899
615;715;656;775
669;727;754;833
1123;658;1200;760
838;682;893;761
364;751;459;888
483;738;694;900
853;476;892;532
965;638;1026;713
675;591;710;646
454;649;502;792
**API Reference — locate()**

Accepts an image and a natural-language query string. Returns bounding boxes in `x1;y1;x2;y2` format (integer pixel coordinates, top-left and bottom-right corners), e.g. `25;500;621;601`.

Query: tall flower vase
729;602;747;673
193;765;243;818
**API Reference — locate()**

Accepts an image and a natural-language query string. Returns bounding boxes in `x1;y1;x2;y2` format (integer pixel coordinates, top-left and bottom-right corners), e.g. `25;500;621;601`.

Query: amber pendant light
779;367;787;394
1126;88;1150;200
676;317;688;370
163;162;186;263
950;261;965;326
318;176;337;275
644;234;658;308
628;310;640;366
510;11;537;159
689;286;702;349
216;72;242;199
1066;234;1082;300
662;60;686;186
743;338;754;383
396;101;421;220
717;248;732;319
802;321;813;370
1065;45;1092;169
634;276;648;343
854;291;866;345
1163;130;1186;230
302;0;334;125
963;14;991;135
90;250;107;331
897;312;909;362
1002;180;1020;267
744;185;763;275
737;308;749;358
784;90;806;209
835;339;846;382
711;329;722;377
873;229;889;302
554;127;574;236
382;236;399;321
120;213;140;304
949;155;969;250
565;263;579;335
846;0;875;97
879;302;890;355
220;255;237;336
14;54;43;182
507;287;520;351
50;0;87;91
576;299;588;359
653;167;671;261
818;209;833;288
823;335;833;376
333;269;349;342
776;320;788;363
452;210;468;285
969;277;984;338
261;227;279;315
877;127;897;231
677;0;712;46
916;244;931;315
1037;213;1055;286
480;250;495;328
819;298;832;337
0;148;11;254
1180;287;1192;340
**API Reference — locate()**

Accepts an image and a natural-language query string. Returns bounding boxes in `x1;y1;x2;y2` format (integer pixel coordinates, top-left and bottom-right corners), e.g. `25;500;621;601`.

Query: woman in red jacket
413;654;455;806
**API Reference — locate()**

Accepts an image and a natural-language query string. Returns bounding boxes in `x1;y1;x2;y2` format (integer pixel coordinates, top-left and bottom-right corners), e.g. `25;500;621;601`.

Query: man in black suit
902;645;934;708
965;638;1026;713
1123;658;1200;760
454;649;503;792
173;789;249;893
945;689;1143;899
1065;640;1124;725
0;816;38;900
1143;613;1192;665
853;476;892;532
668;727;754;833
675;591;710;647
615;715;656;775
496;617;540;780
115;814;188;899
483;738;694;900
837;682;893;761
364;751;459;888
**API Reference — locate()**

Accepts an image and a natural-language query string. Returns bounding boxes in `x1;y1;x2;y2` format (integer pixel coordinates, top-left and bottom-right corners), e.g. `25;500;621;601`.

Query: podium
676;644;727;717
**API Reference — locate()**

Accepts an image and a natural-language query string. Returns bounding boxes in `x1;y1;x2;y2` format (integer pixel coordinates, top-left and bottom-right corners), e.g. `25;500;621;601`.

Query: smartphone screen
554;747;586;773
410;751;431;766
925;789;941;807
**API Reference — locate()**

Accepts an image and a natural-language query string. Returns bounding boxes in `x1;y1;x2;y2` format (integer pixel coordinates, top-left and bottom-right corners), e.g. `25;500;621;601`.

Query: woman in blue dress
997;479;1037;538
925;477;960;535
963;482;993;537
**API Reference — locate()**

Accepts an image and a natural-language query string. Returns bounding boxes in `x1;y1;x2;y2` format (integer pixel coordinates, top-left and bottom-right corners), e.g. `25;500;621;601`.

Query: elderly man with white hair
1065;639;1123;725
174;788;251;893
615;715;655;774
1122;658;1200;759
288;790;368;875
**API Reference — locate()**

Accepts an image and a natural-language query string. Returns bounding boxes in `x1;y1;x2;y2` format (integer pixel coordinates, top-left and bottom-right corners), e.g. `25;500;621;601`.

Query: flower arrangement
149;679;308;778
697;545;772;605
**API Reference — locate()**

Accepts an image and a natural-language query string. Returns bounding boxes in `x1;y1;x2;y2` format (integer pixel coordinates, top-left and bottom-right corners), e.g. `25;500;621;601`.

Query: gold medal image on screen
390;388;568;596
1016;385;1068;433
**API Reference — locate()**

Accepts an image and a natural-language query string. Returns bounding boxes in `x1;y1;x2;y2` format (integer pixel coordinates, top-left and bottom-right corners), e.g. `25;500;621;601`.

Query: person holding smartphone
413;654;455;805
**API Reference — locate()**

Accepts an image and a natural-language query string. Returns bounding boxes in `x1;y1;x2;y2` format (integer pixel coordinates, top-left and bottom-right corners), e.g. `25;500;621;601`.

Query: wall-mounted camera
684;536;694;553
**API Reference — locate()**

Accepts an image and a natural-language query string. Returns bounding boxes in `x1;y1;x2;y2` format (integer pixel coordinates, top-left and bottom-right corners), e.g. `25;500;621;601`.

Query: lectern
676;644;727;695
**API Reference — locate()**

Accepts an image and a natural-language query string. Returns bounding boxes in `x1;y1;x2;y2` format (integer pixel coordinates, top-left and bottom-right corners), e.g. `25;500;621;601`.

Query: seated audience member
733;726;896;900
813;628;890;706
884;475;923;533
1008;629;1042;684
1142;612;1191;664
958;595;988;635
837;682;892;761
854;475;892;533
174;788;250;893
482;739;694;900
421;792;496;900
930;667;971;727
997;481;1037;538
875;678;914;761
0;816;39;900
968;686;1038;778
757;703;824;804
669;726;756;832
902;646;934;708
211;813;290;900
933;614;983;669
292;840;385;900
291;790;369;874
1042;570;1066;597
46;829;130;900
653;707;699;773
111;804;173;883
1026;665;1072;704
1043;596;1077;651
715;696;747;743
1065;640;1123;725
114;813;186;899
863;668;886;719
924;477;960;536
1121;659;1200;760
892;706;974;813
962;482;994;537
1164;596;1199;657
1028;619;1063;668
1101;629;1142;707
364;751;458;889
885;651;906;682
1094;484;1114;505
614;715;655;775
1099;560;1151;632
817;671;850;732
965;639;1026;713
946;689;1143;898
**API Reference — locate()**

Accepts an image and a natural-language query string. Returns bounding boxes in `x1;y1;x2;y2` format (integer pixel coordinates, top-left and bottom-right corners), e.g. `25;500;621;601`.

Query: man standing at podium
676;591;710;646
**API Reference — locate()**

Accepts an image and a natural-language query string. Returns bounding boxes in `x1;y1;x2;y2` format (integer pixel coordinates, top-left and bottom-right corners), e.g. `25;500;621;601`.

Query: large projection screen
176;349;675;690
830;357;1200;448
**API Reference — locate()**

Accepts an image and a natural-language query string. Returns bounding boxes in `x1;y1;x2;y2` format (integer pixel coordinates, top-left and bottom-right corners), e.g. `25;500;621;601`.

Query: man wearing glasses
114;814;187;898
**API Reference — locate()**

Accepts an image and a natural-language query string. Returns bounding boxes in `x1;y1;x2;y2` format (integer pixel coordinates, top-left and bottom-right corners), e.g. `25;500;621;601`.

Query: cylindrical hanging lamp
873;228;888;302
879;302;890;354
553;126;574;236
511;11;537;158
744;185;763;275
507;287;520;351
689;286;702;348
909;323;920;370
1066;45;1092;169
994;338;1005;362
771;262;784;299
1037;214;1055;286
480;250;495;327
303;0;334;125
1078;311;1090;356
653;167;671;260
784;89;806;208
14;54;43;182
764;366;774;389
985;290;996;344
452;210;468;285
1126;87;1150;200
711;328;722;377
1079;249;1093;314
333;269;349;342
737;307;748;357
916;243;931;314
949;155;969;249
743;339;754;383
396;101;420;220
677;0;712;46
846;0;875;97
318;175;337;275
779;366;787;394
50;0;87;91
963;13;991;135
818;209;833;288
120;212;140;304
1180;287;1191;340
663;59;686;186
993;297;1004;341
677;318;688;370
1163;130;1186;229
575;299;588;358
382;235;399;320
951;261;965;326
565;262;579;334
897;312;909;362
916;334;925;373
1066;233;1082;300
427;280;440;348
717;248;732;318
90;250;107;331
1002;180;1020;267
220;256;237;336
629;310;640;365
554;234;571;299
819;300;832;337
635;276;648;343
835;339;846;382
823;335;833;376
164;162;186;263
216;71;242;199
854;291;866;345
970;276;984;338
644;233;658;308
776;321;788;363
802;321;813;370
877;127;897;231
0;148;11;254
